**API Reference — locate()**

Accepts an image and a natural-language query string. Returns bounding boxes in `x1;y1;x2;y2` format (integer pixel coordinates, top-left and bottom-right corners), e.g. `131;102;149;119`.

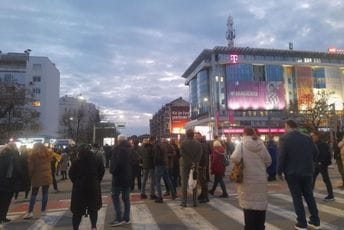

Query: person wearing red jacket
209;140;229;198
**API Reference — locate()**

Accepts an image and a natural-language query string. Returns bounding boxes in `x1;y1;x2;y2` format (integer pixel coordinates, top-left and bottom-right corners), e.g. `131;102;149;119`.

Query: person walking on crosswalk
179;129;202;207
139;138;157;200
109;135;133;226
278;120;321;230
231;127;271;230
23;143;52;219
153;138;176;203
310;131;334;201
69;144;105;230
209;140;229;198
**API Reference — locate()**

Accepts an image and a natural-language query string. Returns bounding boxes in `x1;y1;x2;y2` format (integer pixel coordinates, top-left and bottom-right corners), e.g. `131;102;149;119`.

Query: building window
32;100;41;107
4;74;13;83
253;65;265;81
32;88;41;94
33;76;41;82
33;64;42;71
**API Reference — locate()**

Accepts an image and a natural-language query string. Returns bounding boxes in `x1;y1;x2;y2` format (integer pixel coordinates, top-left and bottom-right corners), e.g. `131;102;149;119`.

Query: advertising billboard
227;81;286;110
295;66;313;109
170;107;189;134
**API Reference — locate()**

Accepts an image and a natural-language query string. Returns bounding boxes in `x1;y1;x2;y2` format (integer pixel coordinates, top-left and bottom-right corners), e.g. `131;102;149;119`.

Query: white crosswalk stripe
4;190;344;229
79;206;107;230
271;193;344;219
27;211;66;230
209;198;281;230
166;201;218;229
313;192;344;204
131;203;159;230
268;202;338;230
333;189;344;195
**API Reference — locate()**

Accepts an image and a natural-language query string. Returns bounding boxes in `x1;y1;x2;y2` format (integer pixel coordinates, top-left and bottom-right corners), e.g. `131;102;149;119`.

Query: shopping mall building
182;46;344;140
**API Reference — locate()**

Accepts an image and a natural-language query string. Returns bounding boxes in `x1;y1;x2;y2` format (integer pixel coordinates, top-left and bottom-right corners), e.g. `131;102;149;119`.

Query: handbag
188;164;197;191
223;155;230;167
229;143;244;183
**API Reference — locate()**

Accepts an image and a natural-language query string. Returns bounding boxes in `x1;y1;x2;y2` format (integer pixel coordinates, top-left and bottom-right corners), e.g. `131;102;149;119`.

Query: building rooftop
182;46;344;78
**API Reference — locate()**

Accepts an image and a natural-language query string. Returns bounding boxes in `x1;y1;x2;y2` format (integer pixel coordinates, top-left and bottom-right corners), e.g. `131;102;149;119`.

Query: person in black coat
109;135;133;227
266;136;278;181
195;133;210;203
310;131;334;201
69;144;105;230
0;143;19;224
278;120;320;229
14;146;31;199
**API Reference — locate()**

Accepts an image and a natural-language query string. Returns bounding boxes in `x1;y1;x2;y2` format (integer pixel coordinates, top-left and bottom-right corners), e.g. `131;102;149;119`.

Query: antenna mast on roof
226;15;236;48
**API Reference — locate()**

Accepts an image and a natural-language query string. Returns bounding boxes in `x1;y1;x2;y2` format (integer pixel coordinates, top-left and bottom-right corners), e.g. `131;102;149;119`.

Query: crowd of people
1;119;344;229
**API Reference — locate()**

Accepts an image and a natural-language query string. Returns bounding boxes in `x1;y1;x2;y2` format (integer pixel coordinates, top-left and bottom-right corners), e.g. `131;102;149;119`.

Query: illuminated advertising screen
171;107;189;134
295;66;313;109
227;81;286;110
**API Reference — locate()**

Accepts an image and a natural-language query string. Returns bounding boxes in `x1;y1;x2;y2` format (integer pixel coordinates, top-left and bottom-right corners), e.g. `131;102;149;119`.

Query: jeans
211;174;228;195
51;169;58;190
29;185;49;213
111;186;130;222
198;167;208;200
131;165;142;191
286;175;320;226
141;169;155;196
313;164;333;196
243;209;266;230
155;165;175;199
168;168;177;190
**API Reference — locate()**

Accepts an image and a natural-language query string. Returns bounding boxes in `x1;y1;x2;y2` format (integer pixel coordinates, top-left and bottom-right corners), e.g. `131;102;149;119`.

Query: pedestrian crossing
271;193;344;219
2;189;344;230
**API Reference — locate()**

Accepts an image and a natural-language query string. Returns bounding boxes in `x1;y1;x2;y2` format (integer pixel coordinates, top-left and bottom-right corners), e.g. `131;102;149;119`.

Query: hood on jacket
213;145;225;154
242;136;265;153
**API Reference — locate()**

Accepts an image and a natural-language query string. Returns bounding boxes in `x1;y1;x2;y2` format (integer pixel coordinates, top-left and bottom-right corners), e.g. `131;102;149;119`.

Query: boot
208;189;214;196
219;193;229;198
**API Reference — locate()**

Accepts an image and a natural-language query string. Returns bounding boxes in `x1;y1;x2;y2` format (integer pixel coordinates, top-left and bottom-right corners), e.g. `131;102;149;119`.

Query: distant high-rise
226;15;236;48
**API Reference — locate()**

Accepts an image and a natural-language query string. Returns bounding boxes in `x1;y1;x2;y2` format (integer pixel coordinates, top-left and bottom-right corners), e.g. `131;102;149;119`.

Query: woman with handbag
209;140;229;198
231;127;272;230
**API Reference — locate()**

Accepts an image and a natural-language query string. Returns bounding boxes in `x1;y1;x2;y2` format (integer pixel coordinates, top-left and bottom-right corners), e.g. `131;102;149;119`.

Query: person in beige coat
231;127;271;230
23;143;52;219
336;137;344;188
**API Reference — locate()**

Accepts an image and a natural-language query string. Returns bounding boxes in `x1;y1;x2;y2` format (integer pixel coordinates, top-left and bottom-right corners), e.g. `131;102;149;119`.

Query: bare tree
287;90;334;131
60;102;100;144
0;80;40;142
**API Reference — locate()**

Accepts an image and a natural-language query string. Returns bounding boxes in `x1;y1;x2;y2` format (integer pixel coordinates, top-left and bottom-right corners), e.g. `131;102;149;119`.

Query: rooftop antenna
226;15;236;48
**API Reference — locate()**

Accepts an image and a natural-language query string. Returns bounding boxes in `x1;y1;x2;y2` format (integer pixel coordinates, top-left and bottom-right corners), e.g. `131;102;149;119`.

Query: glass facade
189;70;210;119
224;61;344;111
197;70;210;116
185;48;344;134
189;78;198;118
313;67;326;88
226;64;252;81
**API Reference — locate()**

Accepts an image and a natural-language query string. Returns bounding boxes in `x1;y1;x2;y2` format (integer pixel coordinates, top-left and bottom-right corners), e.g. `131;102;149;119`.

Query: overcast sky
1;0;343;135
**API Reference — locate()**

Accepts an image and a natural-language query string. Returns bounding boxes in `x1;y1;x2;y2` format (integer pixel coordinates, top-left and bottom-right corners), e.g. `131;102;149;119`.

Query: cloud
0;0;343;135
